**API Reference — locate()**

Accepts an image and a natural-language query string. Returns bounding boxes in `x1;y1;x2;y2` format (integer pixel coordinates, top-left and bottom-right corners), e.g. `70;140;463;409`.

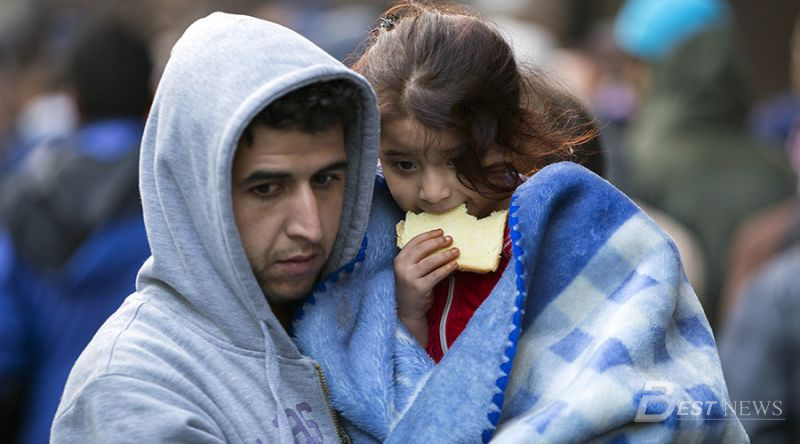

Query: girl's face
379;117;510;218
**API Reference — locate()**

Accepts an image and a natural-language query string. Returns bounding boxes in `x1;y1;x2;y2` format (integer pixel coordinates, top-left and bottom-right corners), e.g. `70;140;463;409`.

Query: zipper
313;362;351;444
439;274;456;356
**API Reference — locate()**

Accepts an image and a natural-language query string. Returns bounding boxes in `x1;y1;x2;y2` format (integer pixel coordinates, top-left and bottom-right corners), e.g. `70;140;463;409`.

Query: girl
353;1;594;360
293;2;745;443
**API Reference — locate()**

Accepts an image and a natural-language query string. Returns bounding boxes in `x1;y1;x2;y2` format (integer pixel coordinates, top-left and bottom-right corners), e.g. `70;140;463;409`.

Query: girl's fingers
403;229;444;249
417;247;459;277
420;256;459;287
400;231;453;263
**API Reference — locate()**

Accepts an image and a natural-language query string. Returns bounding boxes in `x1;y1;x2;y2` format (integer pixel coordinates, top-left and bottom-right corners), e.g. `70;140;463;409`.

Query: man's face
232;124;347;306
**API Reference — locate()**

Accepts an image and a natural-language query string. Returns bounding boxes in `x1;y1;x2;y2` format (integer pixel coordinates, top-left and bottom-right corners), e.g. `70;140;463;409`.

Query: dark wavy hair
351;0;597;197
242;79;360;145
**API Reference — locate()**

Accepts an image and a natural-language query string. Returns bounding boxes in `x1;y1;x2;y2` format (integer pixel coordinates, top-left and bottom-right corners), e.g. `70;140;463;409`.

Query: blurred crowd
0;0;798;442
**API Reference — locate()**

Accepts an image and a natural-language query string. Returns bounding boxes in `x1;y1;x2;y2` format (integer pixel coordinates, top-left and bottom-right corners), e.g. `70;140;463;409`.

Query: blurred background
0;0;798;442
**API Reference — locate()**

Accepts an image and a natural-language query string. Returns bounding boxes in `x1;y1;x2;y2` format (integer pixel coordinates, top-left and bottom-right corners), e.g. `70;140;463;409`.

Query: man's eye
252;183;280;198
311;174;341;187
394;161;416;172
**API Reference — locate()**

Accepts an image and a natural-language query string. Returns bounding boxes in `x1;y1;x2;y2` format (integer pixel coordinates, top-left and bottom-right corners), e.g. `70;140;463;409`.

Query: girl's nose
419;169;451;205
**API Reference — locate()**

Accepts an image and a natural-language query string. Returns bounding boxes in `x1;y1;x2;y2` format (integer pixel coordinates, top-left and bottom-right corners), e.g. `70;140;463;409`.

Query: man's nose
286;186;323;243
419;170;451;205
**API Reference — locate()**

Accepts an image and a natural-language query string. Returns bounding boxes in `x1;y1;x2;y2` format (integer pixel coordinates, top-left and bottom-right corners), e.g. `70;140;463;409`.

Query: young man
51;12;379;443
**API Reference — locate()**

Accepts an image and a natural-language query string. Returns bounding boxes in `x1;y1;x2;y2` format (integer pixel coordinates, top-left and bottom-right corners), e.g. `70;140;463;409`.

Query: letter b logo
635;381;676;422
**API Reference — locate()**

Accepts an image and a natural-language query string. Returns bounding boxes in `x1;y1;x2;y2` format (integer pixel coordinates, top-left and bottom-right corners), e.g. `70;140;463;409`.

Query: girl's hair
351;0;597;196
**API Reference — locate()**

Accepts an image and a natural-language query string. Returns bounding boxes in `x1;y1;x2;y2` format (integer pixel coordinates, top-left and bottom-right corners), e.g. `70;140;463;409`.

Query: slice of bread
396;204;508;273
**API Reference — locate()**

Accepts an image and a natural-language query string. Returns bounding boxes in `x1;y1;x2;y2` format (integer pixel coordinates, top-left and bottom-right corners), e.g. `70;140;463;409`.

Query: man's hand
394;229;459;345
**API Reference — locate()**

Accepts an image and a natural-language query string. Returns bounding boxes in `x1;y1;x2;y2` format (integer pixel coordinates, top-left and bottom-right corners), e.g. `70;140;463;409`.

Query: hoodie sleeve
51;374;225;443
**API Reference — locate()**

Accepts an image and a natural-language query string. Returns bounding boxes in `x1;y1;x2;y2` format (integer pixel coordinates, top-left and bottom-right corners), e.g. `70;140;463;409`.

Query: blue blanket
293;162;748;443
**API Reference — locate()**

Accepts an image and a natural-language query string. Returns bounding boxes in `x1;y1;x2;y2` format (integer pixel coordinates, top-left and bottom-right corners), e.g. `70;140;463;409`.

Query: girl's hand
394;229;459;344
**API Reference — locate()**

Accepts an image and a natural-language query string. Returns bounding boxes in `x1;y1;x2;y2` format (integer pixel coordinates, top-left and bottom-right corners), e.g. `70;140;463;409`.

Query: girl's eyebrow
437;143;466;160
380;147;410;157
382;143;466;161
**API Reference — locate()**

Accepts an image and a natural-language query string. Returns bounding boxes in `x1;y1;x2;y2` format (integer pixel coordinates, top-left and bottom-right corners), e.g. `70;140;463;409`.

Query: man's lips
274;253;321;274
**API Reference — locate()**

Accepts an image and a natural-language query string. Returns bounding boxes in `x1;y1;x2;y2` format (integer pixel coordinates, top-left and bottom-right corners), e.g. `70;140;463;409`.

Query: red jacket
426;226;512;362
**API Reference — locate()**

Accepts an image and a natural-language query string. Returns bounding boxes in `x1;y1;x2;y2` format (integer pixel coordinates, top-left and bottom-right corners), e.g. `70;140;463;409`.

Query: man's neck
270;302;300;332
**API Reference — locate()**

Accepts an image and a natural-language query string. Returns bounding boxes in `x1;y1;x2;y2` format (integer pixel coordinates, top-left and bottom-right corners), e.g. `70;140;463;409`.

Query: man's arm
52;373;225;443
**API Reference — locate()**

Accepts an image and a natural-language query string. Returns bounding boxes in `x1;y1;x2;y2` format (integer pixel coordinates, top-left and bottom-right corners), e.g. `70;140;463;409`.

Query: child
293;2;746;443
352;1;594;360
354;1;605;363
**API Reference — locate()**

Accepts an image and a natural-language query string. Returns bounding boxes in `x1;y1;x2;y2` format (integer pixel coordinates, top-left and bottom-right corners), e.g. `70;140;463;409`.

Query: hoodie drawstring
259;321;295;444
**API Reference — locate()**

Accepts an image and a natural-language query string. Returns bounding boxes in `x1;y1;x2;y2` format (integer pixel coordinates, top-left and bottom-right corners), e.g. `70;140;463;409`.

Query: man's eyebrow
238;159;349;186
239;170;290;186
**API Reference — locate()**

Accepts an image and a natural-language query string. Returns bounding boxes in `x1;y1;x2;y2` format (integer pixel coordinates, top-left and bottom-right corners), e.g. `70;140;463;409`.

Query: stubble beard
251;249;324;306
245;238;328;310
255;270;318;306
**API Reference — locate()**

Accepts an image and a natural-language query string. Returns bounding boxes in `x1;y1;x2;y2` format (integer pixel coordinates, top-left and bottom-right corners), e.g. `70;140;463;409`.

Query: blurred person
0;16;153;444
51;12;380;443
719;243;800;443
0;4;78;178
292;2;744;442
614;0;796;328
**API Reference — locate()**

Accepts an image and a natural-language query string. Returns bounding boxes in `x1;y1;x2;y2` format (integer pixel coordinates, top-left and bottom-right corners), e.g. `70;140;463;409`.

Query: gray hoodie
51;12;379;444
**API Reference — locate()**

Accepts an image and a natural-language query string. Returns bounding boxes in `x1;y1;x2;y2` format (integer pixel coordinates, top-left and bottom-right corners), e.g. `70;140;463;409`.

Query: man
51;12;379;443
0;17;152;443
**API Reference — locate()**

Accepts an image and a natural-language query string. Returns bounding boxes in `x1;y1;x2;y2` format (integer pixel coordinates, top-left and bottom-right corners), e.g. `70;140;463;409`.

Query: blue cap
614;0;730;63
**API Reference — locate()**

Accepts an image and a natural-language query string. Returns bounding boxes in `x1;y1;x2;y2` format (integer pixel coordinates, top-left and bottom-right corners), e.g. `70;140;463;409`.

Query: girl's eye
446;159;456;168
394;161;416;172
311;173;341;187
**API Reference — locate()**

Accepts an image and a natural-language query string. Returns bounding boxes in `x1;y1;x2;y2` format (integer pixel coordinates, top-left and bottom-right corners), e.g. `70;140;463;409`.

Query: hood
135;12;379;351
641;22;750;131
614;0;729;63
